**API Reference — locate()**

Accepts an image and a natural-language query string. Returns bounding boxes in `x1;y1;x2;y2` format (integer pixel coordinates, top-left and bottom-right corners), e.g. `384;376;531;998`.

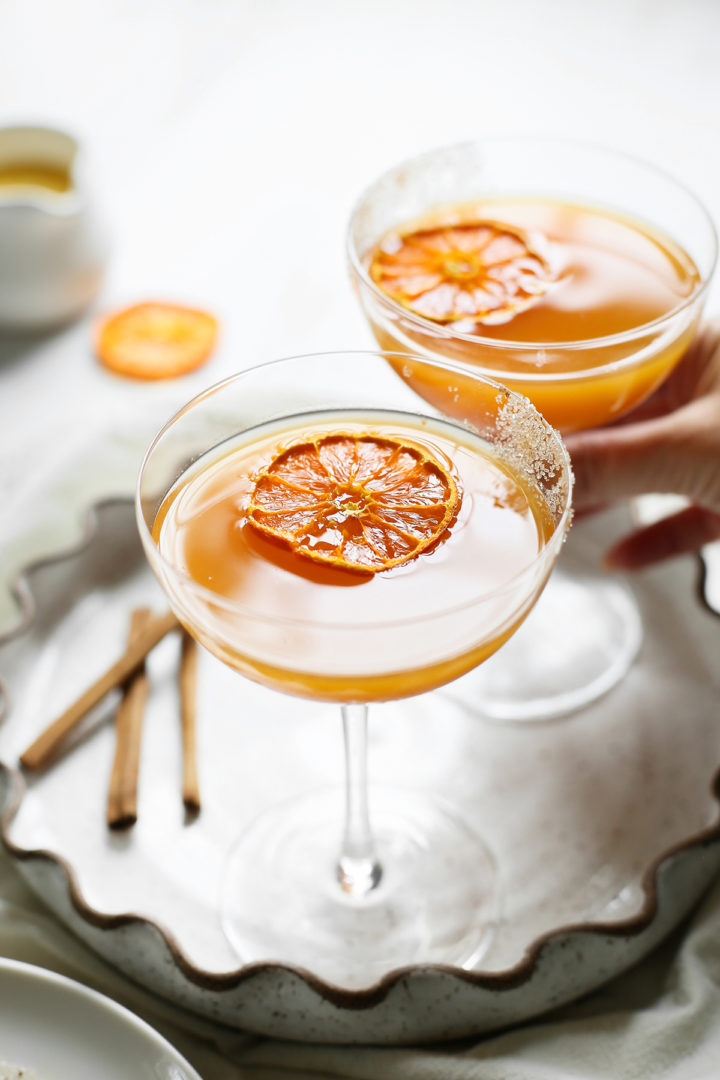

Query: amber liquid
154;410;555;701
0;162;72;197
366;200;701;432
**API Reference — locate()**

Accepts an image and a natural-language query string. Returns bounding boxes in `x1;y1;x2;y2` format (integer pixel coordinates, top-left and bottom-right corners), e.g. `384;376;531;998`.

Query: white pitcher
0;124;109;331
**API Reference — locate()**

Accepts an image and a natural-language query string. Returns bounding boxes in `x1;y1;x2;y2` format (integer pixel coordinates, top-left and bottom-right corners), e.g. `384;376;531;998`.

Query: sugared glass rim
135;350;573;631
346;136;718;361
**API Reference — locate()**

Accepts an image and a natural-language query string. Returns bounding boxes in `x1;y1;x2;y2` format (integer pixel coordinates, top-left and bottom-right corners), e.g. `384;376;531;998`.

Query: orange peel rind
247;433;460;573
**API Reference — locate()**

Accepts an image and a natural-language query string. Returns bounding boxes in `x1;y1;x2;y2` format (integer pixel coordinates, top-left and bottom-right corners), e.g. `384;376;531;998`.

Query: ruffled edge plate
0;498;719;1044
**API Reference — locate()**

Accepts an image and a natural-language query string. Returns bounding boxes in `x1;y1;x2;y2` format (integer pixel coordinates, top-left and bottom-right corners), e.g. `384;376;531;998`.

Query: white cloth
2;845;720;1078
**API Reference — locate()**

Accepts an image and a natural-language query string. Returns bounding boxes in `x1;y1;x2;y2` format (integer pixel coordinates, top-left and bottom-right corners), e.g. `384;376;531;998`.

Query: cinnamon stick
179;630;201;815
20;609;179;773
106;609;152;829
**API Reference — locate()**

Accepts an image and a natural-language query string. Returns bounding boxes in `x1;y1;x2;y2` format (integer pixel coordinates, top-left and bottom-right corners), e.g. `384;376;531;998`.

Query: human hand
564;321;720;570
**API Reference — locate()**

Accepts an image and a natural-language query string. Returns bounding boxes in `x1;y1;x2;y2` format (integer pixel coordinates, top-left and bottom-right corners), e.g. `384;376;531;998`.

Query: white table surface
1;1;720;1076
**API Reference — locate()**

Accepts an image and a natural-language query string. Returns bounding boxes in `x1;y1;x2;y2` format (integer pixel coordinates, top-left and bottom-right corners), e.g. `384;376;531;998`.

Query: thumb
565;411;710;509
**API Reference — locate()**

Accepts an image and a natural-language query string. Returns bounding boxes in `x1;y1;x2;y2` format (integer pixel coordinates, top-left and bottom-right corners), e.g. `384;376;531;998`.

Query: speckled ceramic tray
1;499;719;1044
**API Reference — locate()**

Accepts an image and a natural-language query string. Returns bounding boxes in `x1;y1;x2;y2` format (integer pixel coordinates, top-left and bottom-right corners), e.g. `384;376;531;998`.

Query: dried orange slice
369;221;554;327
96;302;218;380
248;434;460;573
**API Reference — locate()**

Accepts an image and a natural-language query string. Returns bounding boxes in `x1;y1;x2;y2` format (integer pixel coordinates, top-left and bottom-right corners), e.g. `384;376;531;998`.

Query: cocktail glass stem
337;703;382;896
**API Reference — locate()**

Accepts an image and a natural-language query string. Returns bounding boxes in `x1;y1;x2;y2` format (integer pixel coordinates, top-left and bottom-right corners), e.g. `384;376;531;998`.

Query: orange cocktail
348;140;716;433
349;141;716;721
152;408;556;702
137;351;571;983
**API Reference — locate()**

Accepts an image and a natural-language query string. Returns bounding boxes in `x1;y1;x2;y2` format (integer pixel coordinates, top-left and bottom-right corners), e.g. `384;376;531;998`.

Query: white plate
1;500;720;1044
0;957;202;1079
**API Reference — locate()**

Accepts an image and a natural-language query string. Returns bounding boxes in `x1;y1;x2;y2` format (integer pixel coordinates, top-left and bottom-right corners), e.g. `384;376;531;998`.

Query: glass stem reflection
337;704;382;897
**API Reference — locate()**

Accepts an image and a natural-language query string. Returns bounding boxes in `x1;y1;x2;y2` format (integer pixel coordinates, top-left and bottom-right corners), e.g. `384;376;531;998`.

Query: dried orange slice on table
370;221;554;327
96;302;218;379
248;434;460;573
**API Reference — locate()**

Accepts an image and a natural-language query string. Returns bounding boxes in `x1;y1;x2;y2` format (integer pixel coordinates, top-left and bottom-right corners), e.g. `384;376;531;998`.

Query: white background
1;0;719;516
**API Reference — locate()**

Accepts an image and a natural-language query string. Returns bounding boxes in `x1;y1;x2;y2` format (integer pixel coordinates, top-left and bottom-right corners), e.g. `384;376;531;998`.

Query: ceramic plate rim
0;955;203;1078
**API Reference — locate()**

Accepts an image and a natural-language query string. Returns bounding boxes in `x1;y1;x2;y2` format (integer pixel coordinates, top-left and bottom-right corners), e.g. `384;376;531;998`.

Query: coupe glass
136;350;572;987
348;138;717;720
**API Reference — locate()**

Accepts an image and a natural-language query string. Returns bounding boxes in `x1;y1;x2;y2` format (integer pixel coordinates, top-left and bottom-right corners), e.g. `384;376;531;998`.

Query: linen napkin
2;844;720;1079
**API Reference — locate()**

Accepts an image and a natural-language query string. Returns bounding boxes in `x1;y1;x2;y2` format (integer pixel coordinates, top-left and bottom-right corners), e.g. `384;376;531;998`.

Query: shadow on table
0;326;70;370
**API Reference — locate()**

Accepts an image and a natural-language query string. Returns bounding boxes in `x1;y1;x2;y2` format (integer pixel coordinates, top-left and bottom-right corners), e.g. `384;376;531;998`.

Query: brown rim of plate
0;496;719;1009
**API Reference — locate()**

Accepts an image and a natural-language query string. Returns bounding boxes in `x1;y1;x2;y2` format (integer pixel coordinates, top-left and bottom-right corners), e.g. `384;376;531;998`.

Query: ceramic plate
1;500;719;1044
0;957;201;1079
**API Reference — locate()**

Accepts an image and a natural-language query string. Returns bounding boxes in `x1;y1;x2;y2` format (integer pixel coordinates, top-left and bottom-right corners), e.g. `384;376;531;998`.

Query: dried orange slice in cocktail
369;221;554;327
248;433;460;573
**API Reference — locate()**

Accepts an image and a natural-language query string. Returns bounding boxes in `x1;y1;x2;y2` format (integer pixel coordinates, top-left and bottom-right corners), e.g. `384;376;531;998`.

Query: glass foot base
444;555;643;723
221;788;497;988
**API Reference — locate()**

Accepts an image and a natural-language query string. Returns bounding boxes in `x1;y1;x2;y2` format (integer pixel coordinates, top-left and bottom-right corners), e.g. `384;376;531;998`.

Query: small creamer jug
0;124;109;331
